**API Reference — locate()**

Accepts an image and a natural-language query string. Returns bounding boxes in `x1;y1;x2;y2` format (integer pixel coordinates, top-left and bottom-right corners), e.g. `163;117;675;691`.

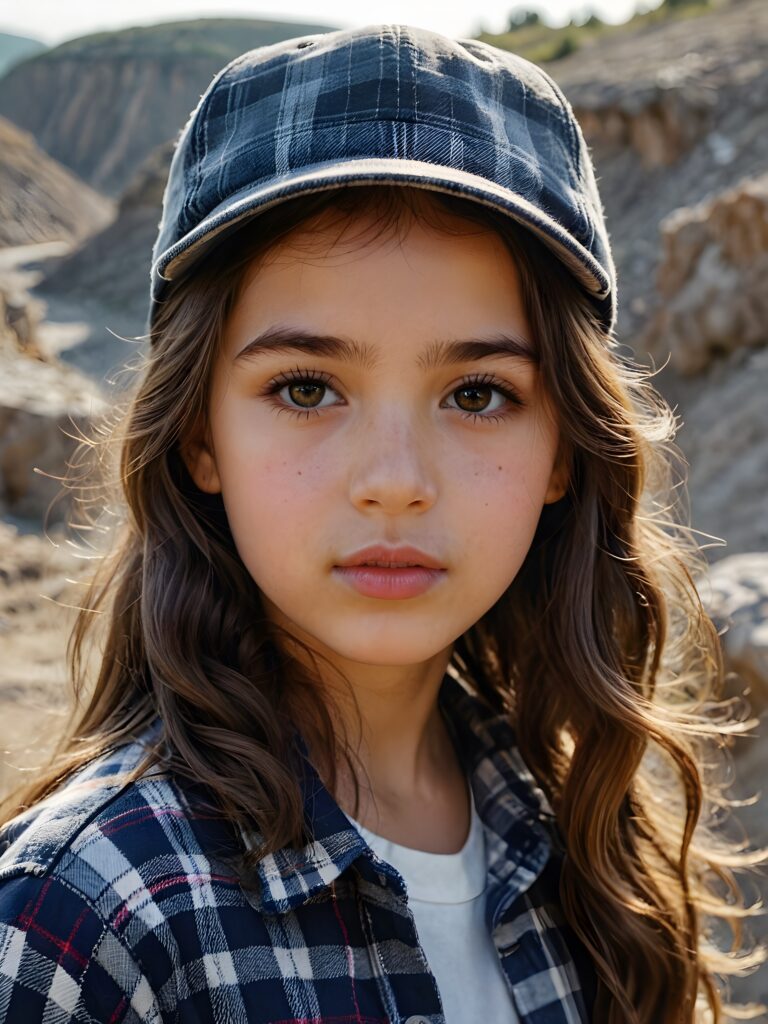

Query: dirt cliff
30;140;174;383
0;115;113;246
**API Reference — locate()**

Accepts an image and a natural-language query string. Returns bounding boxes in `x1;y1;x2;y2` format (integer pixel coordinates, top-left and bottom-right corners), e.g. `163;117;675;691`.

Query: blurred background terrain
0;0;766;1012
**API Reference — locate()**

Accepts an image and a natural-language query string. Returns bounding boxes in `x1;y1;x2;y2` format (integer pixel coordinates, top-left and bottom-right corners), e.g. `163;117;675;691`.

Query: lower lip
332;566;446;599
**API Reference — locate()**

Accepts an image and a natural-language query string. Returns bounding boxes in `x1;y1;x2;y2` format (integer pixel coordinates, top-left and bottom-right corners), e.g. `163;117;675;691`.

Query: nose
347;409;438;514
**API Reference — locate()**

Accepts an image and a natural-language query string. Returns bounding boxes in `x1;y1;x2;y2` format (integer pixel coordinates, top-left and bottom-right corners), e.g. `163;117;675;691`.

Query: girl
0;23;764;1024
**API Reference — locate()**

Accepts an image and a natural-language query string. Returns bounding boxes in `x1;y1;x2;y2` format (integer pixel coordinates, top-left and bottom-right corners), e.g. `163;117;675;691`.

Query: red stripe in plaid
100;805;189;836
18;876;90;971
108;996;129;1024
330;879;366;1022
109;872;238;930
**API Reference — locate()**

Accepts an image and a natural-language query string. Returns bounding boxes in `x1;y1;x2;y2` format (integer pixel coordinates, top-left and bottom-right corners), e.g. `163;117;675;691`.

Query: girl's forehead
221;227;537;374
242;209;516;284
232;224;527;330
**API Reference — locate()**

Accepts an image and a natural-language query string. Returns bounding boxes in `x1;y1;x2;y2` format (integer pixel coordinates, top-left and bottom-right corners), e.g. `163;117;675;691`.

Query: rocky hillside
0;115;114;247
29;140;173;382
0;18;339;197
0;272;106;528
547;0;768;562
553;0;767;343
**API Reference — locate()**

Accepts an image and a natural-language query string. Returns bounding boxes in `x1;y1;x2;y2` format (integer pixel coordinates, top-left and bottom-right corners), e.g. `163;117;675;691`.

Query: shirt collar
242;670;558;918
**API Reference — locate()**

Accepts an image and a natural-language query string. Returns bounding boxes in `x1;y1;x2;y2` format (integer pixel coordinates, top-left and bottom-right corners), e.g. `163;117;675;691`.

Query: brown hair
1;184;765;1022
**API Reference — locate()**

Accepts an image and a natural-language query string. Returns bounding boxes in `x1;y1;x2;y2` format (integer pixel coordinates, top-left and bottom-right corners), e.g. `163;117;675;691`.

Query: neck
275;634;461;817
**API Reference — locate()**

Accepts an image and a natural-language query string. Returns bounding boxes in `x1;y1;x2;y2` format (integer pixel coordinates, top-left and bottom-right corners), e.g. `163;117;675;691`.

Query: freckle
297;471;302;475
498;465;502;471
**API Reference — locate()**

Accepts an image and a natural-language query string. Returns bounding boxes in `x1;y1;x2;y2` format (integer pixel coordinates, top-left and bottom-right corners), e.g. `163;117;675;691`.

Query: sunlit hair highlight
1;183;765;1023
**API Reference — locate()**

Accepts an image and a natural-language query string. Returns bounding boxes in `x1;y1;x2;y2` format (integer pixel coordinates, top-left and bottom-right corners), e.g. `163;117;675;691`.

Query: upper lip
335;544;446;570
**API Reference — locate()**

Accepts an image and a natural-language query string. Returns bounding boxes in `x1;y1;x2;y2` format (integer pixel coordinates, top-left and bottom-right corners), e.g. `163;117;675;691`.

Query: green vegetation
548;32;579;61
479;0;715;64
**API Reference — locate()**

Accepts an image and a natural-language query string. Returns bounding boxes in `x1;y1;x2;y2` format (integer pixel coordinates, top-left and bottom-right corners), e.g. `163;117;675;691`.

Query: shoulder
0;729;154;873
0;731;243;1022
0;726;207;885
0;724;241;885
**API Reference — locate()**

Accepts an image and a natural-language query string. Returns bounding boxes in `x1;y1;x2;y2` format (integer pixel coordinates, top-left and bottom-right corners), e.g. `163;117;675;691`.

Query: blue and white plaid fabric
0;672;597;1022
149;23;616;337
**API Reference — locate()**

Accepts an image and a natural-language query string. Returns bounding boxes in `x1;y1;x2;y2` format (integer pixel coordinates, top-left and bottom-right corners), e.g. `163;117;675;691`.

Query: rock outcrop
0;282;43;357
555;1;763;170
642;174;768;375
22;140;177;383
544;0;768;602
0;380;105;526
574;73;717;170
0;286;106;526
0;115;114;247
703;552;768;712
676;344;768;561
552;0;768;345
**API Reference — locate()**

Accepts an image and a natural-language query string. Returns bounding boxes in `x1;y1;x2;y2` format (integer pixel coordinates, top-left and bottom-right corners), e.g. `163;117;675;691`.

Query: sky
2;0;653;47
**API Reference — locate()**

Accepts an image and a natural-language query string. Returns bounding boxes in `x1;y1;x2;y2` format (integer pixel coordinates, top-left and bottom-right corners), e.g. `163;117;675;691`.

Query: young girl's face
183;198;568;672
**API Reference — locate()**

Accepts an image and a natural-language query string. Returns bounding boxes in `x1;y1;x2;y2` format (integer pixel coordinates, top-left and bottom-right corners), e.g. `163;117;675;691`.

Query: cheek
469;429;557;510
222;451;320;525
468;463;544;538
462;440;556;559
214;435;333;581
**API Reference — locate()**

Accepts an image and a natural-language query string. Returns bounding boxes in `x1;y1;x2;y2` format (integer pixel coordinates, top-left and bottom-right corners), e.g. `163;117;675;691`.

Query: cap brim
152;157;612;304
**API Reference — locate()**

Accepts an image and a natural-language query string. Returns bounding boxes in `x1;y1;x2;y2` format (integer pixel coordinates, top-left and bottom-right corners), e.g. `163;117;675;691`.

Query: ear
543;438;571;505
179;419;222;495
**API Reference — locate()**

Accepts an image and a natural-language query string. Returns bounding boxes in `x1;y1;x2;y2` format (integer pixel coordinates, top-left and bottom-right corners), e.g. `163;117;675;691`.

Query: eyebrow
232;325;539;371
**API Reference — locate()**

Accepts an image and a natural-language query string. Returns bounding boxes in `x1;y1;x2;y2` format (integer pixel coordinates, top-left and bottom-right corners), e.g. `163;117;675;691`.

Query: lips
335;543;445;570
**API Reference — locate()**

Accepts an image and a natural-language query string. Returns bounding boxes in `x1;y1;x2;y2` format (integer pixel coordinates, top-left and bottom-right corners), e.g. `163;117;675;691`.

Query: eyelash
259;367;525;424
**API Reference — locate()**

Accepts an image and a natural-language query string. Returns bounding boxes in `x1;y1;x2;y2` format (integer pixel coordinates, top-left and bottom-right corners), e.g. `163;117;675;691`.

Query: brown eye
454;384;494;414
261;369;341;419
444;374;524;422
287;381;326;408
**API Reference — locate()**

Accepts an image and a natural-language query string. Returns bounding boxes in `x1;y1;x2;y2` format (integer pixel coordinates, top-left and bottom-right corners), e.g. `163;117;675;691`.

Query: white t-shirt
346;782;521;1023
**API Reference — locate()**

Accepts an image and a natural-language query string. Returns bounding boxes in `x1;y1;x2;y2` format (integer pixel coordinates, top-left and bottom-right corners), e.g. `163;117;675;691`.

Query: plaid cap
148;23;616;337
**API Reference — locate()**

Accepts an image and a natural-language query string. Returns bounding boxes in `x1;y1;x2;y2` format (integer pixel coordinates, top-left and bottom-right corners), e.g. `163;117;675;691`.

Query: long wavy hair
1;183;765;1022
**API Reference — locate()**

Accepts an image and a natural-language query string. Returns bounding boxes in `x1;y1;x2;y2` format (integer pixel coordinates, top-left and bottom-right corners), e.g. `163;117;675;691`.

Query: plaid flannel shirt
0;672;598;1023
